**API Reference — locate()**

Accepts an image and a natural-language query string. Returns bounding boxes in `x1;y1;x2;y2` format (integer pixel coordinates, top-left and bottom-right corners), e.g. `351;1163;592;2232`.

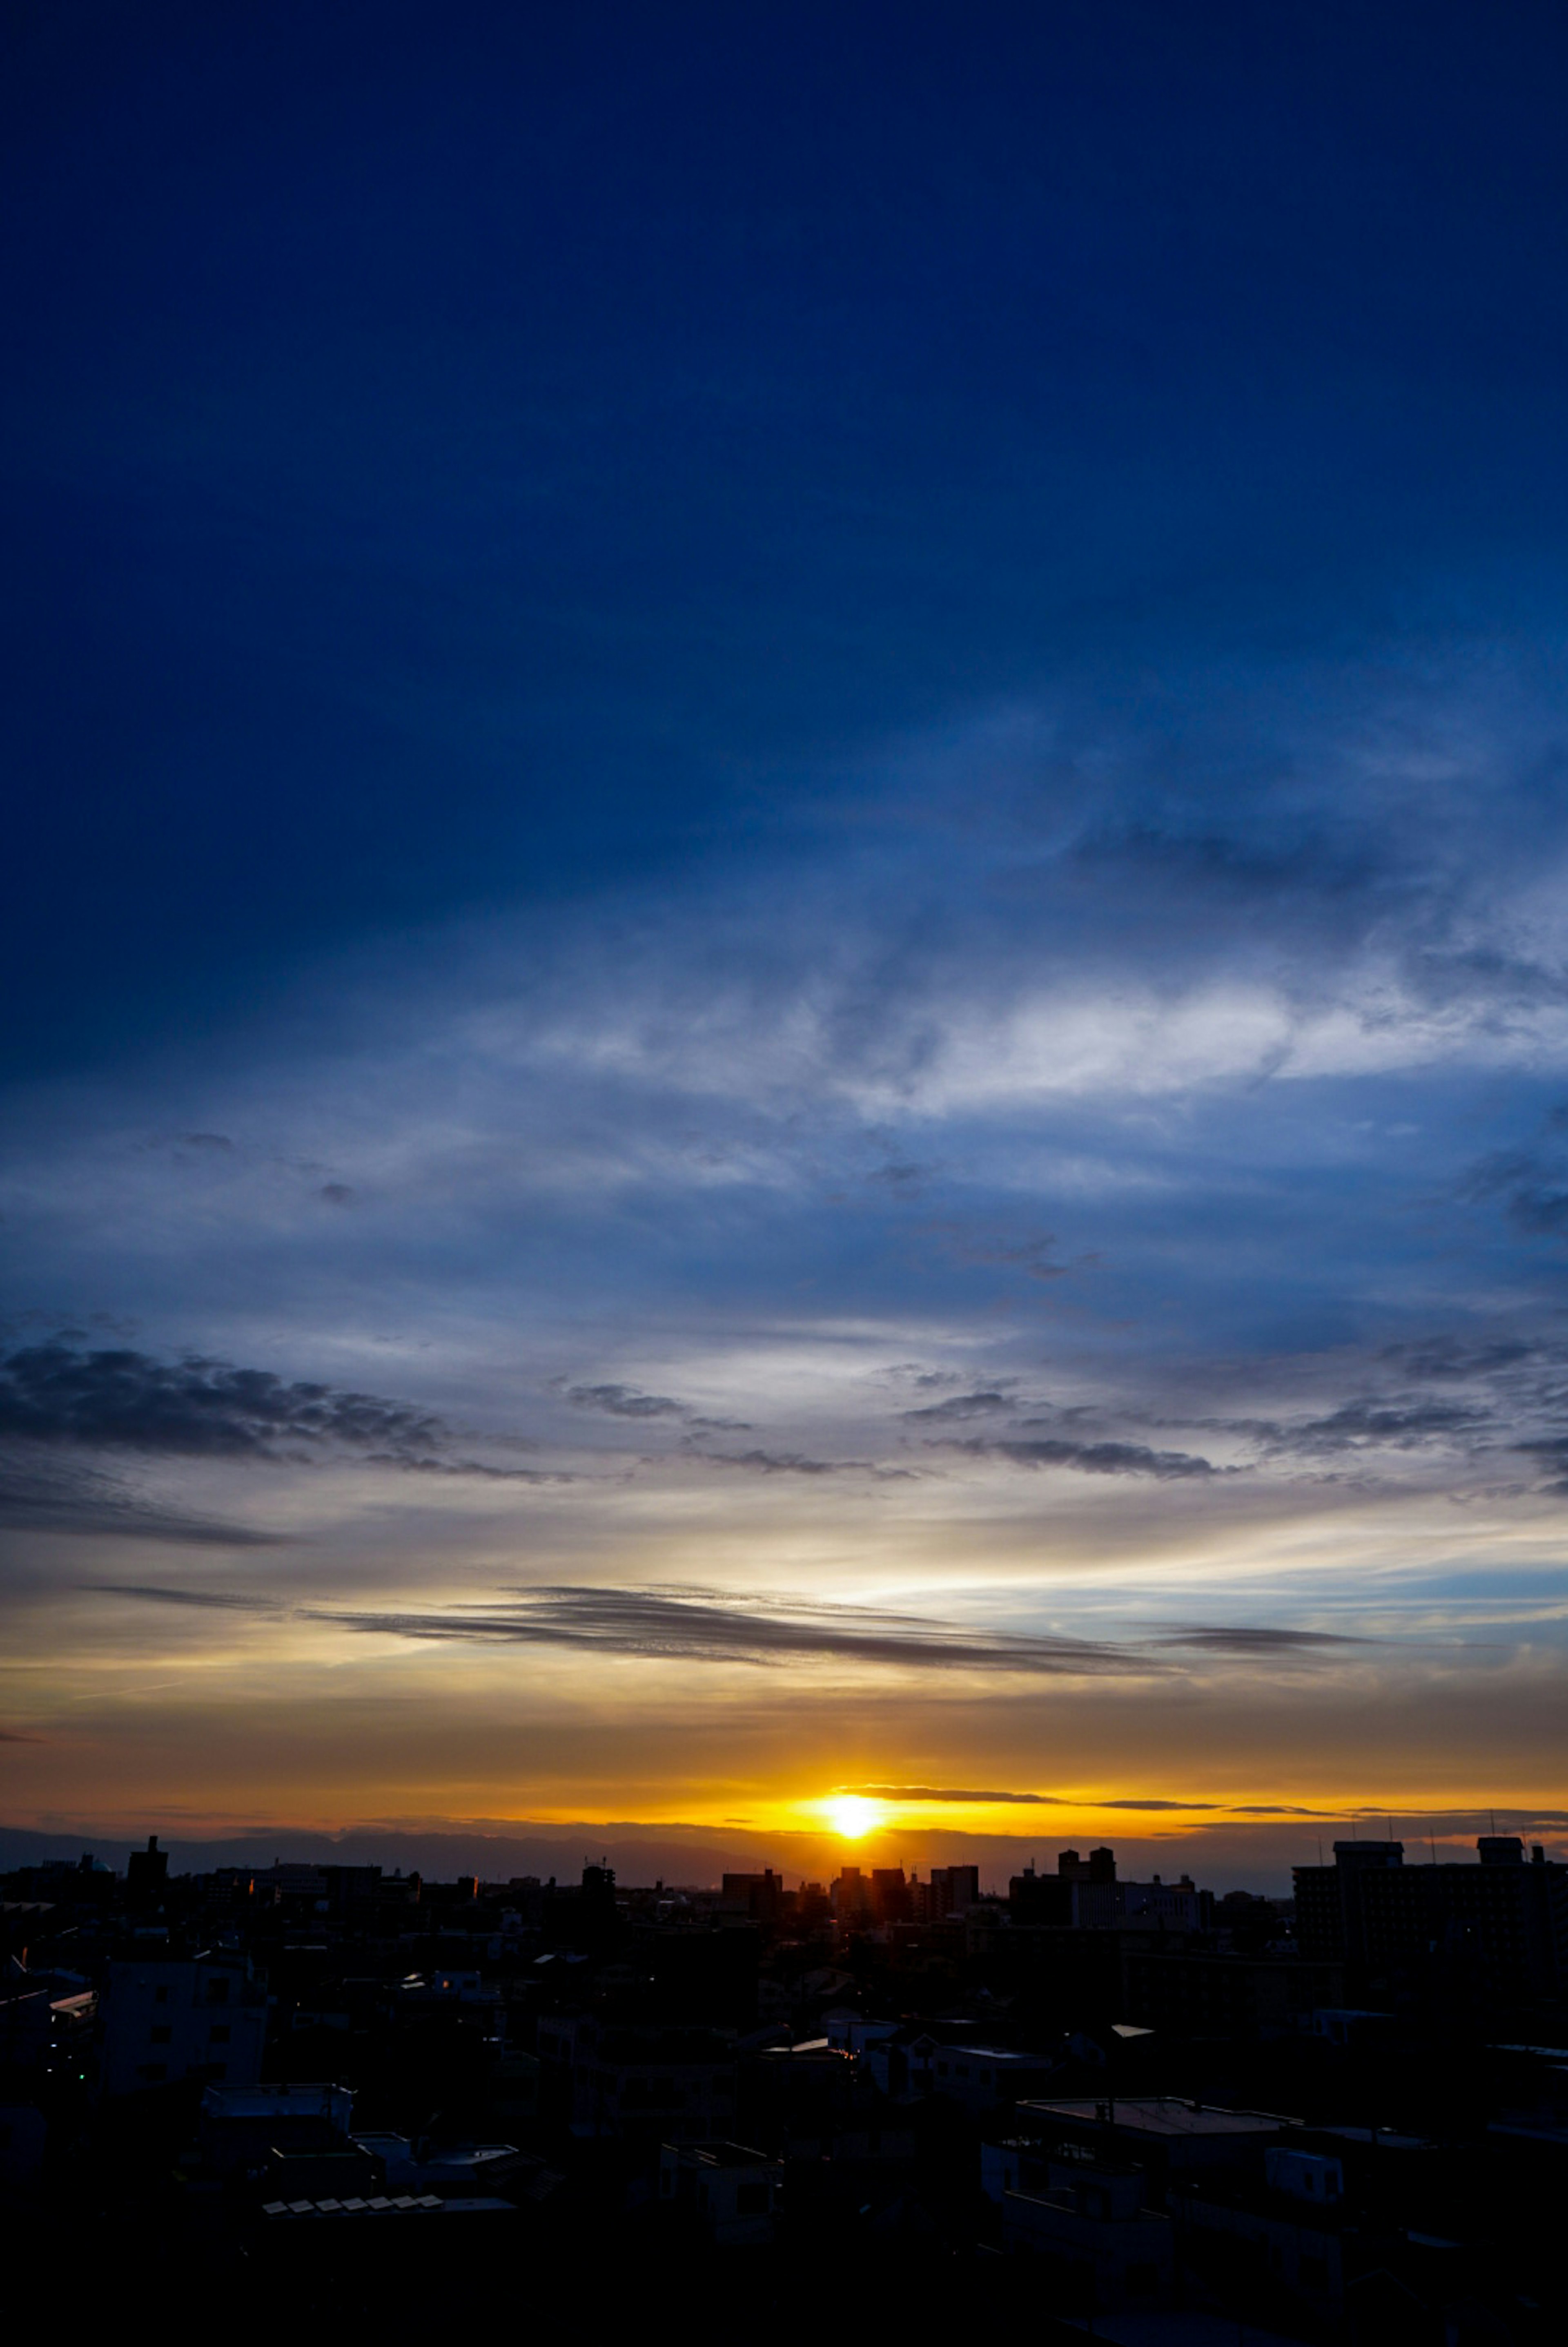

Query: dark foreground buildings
1294;1834;1568;2010
3;1832;1567;2336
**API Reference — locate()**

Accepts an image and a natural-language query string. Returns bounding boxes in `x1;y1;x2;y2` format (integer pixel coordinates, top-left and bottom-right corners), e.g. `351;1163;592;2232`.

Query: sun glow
824;1793;884;1840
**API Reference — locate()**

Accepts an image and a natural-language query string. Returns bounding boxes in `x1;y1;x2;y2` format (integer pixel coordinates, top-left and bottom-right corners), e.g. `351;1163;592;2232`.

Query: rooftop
1022;2098;1294;2139
202;2083;352;2120
664;2140;775;2168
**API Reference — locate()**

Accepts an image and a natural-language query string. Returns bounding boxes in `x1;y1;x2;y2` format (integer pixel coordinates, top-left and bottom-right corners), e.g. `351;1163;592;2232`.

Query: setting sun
824;1794;885;1840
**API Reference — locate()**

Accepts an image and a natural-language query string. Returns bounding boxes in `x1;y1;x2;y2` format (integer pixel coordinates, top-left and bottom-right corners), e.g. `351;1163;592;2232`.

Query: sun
824;1794;884;1840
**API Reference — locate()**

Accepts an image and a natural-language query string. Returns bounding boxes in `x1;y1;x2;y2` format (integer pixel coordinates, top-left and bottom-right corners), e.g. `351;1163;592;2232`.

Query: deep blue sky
5;3;1568;1861
8;0;1568;1065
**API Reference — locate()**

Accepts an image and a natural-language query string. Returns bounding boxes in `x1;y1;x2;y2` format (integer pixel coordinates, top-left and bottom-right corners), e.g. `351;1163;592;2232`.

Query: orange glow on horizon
823;1794;884;1839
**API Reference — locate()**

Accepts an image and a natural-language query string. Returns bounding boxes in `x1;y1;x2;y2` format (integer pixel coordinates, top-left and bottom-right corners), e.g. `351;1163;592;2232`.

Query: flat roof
203;2083;350;2117
1310;2124;1431;2151
666;2140;775;2166
938;2046;1051;2064
1021;2098;1292;2138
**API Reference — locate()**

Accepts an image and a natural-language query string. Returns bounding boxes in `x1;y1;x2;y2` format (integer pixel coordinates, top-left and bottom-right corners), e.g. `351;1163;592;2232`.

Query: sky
5;2;1568;1889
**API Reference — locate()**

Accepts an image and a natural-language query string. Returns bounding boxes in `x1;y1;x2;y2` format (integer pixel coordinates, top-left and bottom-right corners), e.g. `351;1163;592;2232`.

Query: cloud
1512;1437;1568;1494
688;1448;915;1480
562;1381;750;1435
0;1342;445;1461
565;1382;687;1420
1155;1625;1374;1655
846;1783;1068;1805
1099;1797;1223;1811
935;1435;1223;1479
299;1587;1384;1683
868;1162;931;1191
0;1454;287;1546
1460;1138;1568;1243
387;1455;570;1485
920;1224;1070;1281
0;1342;550;1485
1261;1396;1489;1457
1379;1336;1538;1382
85;1583;279;1611
842;1784;1230;1811
953;1236;1068;1281
303;1584;1161;1677
900;1390;1014;1424
1508;1187;1568;1236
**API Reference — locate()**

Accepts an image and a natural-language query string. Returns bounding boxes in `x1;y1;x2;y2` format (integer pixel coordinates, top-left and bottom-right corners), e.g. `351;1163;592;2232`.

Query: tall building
125;1834;169;1898
99;1949;268;2097
1292;1836;1568;2001
1011;1848;1205;1932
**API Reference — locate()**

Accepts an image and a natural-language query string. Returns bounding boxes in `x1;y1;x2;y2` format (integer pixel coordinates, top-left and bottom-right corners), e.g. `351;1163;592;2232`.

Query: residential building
99;1949;267;2096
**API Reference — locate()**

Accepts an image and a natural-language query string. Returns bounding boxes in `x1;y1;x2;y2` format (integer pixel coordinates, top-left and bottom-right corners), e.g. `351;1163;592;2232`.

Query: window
153;1986;169;2005
210;2024;231;2044
206;1976;229;2005
736;2182;769;2216
137;2062;167;2082
149;2025;172;2044
1128;2264;1157;2296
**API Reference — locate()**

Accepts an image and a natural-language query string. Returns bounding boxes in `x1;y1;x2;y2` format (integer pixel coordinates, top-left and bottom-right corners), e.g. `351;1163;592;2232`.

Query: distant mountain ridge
0;1821;769;1887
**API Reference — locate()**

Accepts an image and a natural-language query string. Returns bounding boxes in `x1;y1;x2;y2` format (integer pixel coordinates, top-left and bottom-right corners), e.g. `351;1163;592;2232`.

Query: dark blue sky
5;3;1568;1855
8;1;1568;1064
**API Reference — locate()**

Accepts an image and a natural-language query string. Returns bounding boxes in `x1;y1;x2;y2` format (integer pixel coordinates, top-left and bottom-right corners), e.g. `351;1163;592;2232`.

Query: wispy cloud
296;1586;1378;1680
0;1342;443;1460
0;1454;286;1547
84;1583;280;1612
843;1783;1231;1811
1260;1397;1488;1458
303;1585;1159;1675
846;1783;1071;1805
934;1435;1224;1479
0;1342;554;1486
564;1382;687;1420
685;1448;916;1480
900;1390;1014;1424
1155;1625;1374;1655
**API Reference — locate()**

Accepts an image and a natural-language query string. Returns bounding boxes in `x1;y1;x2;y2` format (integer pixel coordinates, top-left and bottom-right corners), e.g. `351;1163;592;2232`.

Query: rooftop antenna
1490;1810;1497;1838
